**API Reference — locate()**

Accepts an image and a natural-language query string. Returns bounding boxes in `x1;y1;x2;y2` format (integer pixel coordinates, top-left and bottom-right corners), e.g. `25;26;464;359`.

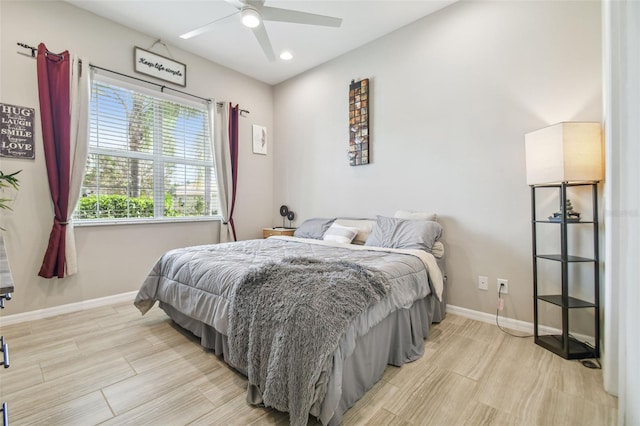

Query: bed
134;214;446;425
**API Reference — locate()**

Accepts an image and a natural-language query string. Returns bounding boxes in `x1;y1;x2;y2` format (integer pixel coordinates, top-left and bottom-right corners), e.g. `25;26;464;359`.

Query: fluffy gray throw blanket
227;257;390;426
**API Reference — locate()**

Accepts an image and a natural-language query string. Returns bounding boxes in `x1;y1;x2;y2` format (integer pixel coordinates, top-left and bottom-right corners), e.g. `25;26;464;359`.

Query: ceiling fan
179;0;342;62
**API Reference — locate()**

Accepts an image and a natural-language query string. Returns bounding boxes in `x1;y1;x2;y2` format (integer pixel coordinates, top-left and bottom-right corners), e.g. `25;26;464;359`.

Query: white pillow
394;210;437;222
334;219;376;244
323;223;359;244
432;241;445;258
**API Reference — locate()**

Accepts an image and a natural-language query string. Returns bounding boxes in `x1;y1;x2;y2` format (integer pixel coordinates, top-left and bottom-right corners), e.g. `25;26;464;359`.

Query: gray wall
0;0;274;315
273;1;602;322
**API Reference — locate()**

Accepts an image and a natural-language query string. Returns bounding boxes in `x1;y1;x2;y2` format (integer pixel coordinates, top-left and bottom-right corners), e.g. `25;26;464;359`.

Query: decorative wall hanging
348;78;369;166
0;103;35;159
252;124;268;155
134;46;186;87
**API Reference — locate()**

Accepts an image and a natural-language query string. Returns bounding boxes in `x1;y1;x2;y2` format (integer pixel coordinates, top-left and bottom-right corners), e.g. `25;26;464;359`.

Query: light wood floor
0;301;617;425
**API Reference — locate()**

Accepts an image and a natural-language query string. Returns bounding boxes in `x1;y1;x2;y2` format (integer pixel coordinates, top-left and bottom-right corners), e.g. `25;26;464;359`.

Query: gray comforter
134;236;436;423
228;257;390;426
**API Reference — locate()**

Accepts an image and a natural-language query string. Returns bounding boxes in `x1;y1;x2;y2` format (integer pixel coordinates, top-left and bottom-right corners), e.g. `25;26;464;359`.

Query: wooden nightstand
263;227;295;238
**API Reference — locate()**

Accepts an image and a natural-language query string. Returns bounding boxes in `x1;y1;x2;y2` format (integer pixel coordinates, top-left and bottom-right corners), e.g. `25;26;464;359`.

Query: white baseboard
446;304;595;346
0;291;138;326
446;304;534;334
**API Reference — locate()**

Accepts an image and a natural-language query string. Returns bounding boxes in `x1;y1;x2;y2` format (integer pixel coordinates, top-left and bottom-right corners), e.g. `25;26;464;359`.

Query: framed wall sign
0;102;35;159
134;46;186;87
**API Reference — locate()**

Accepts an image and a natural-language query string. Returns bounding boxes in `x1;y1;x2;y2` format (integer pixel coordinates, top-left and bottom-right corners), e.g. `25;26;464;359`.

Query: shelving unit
1;236;13;426
1;284;12;426
531;181;600;359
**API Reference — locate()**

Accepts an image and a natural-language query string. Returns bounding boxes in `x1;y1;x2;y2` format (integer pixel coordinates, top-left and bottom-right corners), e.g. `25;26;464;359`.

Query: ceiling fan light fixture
241;7;261;28
279;50;293;61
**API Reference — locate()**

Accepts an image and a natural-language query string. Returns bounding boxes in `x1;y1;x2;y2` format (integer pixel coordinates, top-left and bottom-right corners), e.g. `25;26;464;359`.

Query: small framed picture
252;124;267;155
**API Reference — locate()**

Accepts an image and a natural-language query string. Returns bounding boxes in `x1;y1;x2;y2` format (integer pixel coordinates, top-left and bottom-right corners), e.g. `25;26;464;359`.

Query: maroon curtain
36;43;71;279
228;104;239;241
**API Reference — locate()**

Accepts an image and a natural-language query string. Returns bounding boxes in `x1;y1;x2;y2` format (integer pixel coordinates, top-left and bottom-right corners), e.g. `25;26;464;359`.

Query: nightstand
263;227;295;238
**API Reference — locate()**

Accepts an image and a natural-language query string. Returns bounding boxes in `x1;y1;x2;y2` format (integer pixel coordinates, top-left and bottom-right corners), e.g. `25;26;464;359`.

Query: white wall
0;0;274;315
273;1;602;322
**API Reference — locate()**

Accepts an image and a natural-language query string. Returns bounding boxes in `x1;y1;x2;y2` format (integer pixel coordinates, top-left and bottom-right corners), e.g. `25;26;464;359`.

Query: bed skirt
159;290;446;425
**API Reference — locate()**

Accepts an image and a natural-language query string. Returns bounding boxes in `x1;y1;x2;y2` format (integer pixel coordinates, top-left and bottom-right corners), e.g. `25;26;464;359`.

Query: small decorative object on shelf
548;198;581;222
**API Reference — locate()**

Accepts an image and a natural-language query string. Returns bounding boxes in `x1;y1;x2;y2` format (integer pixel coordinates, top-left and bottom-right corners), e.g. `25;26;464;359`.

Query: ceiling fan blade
223;0;265;10
223;0;246;10
251;24;276;62
261;6;342;27
245;0;266;8
180;11;239;39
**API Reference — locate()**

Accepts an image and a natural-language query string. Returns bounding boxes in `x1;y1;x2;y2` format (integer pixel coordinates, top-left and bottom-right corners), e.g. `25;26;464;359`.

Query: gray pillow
364;215;443;253
293;218;336;239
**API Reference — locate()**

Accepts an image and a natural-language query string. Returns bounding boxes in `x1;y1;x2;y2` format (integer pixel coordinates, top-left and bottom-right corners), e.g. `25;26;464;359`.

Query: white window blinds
75;74;217;222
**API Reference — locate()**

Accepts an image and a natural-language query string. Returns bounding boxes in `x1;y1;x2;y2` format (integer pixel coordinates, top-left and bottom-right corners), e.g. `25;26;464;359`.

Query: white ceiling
66;0;457;85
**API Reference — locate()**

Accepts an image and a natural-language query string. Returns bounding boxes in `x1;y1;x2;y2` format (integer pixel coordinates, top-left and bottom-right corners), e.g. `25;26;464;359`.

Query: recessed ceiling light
241;7;261;28
280;50;293;61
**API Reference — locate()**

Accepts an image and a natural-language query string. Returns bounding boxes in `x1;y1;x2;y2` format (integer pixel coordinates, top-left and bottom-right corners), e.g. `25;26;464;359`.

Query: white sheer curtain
603;1;640;423
210;101;234;243
64;55;90;275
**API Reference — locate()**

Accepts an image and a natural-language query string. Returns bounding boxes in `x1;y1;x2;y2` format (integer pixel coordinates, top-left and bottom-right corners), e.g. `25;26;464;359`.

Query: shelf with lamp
525;122;603;360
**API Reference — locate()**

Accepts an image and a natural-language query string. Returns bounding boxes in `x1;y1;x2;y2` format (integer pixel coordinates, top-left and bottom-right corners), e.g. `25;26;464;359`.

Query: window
75;74;218;223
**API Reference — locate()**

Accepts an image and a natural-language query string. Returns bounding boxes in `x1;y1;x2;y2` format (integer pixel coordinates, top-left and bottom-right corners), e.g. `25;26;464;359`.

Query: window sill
73;216;221;227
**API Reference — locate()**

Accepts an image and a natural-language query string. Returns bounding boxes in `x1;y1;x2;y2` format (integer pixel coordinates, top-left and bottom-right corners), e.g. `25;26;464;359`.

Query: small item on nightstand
279;205;295;228
279;205;290;228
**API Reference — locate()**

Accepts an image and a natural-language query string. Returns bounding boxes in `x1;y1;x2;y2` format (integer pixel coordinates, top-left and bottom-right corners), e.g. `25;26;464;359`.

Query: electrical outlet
478;275;489;290
497;278;509;294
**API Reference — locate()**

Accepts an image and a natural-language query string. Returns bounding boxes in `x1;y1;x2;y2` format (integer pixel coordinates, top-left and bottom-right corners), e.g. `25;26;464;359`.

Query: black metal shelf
537;294;596;308
531;181;600;360
536;334;596;360
536;254;595;262
534;220;596;224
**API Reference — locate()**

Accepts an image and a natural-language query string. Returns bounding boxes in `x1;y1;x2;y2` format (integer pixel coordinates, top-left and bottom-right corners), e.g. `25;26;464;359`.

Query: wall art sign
252;124;268;155
134;46;186;87
1;103;35;159
348;78;369;166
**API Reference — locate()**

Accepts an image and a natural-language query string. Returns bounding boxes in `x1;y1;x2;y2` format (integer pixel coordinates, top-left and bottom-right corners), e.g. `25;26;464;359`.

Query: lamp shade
525;122;603;185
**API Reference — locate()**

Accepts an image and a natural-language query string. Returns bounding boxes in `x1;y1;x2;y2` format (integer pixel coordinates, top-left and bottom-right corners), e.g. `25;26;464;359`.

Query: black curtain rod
17;42;64;60
16;42;250;116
